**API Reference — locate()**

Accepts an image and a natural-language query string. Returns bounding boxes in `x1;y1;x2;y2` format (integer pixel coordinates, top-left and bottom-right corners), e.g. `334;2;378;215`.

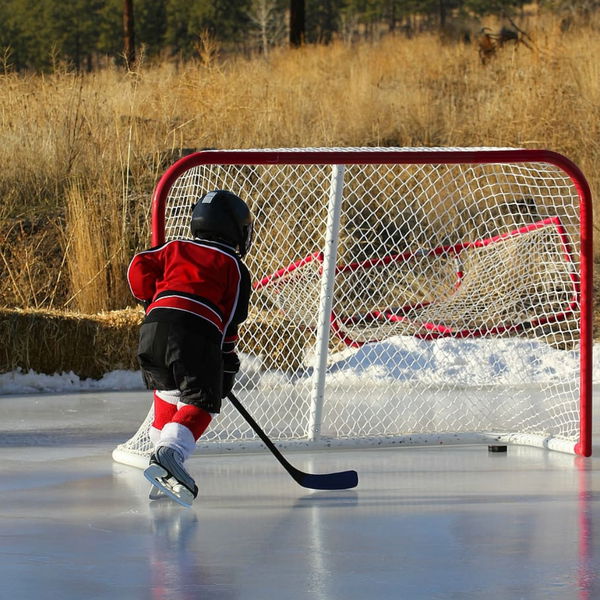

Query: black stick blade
293;468;359;490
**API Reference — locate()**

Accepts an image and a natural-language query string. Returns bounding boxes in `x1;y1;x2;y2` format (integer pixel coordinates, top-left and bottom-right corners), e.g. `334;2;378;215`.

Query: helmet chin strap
221;202;248;257
241;222;253;257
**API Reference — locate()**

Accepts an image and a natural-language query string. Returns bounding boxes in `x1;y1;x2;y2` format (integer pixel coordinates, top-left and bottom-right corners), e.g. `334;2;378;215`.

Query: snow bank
0;368;144;394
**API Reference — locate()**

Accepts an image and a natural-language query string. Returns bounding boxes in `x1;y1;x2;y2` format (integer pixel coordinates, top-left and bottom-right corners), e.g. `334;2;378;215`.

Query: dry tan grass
0;13;598;316
0;307;143;378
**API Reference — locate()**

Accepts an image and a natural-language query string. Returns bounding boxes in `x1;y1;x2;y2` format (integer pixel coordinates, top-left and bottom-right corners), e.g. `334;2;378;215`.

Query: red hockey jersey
127;239;251;345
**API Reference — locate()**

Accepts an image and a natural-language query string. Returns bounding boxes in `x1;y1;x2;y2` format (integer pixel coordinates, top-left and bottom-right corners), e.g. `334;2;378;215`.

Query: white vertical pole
308;164;345;441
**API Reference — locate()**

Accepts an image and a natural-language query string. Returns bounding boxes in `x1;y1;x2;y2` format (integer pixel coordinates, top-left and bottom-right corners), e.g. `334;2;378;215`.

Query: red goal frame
149;148;593;457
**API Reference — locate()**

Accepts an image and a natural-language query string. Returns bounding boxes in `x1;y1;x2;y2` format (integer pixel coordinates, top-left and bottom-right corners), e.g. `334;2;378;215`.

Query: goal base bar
112;431;580;469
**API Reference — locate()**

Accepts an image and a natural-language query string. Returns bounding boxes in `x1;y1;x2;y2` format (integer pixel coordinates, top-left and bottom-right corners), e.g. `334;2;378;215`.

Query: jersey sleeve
127;249;164;303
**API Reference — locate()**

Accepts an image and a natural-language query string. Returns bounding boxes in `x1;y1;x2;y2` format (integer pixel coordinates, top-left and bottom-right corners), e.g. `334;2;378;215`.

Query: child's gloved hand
222;352;241;397
222;371;236;397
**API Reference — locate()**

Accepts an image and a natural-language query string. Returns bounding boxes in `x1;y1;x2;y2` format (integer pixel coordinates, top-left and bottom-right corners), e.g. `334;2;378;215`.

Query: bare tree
248;0;286;55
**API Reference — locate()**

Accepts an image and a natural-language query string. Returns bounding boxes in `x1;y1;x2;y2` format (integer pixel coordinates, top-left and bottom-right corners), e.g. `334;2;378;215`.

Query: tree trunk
289;0;305;47
123;0;135;65
439;0;447;29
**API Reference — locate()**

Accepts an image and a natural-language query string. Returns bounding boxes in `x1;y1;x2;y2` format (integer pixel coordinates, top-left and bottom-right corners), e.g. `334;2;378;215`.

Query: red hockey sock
152;390;178;431
171;405;213;441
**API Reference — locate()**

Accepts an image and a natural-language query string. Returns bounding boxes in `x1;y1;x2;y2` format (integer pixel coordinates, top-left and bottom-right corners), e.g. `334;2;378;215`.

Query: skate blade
149;485;169;501
144;464;194;508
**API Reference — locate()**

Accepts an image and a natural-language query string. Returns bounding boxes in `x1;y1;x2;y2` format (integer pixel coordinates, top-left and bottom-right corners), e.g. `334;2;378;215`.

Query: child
127;189;253;506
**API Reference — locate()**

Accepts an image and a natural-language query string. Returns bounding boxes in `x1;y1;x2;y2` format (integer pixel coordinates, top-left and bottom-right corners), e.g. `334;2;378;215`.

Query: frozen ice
0;383;599;599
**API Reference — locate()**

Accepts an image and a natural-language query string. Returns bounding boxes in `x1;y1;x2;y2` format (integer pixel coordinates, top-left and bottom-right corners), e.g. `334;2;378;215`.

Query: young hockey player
127;190;253;507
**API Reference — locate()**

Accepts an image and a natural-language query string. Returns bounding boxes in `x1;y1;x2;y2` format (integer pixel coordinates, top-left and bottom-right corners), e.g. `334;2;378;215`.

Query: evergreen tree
4;0;50;70
2;0;107;71
306;0;345;43
43;0;104;71
96;0;123;60
0;0;553;71
164;0;253;58
0;1;26;69
136;0;168;58
463;0;528;16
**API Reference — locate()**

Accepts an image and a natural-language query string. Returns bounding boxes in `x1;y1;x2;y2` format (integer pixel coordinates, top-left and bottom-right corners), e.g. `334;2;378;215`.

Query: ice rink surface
1;388;599;600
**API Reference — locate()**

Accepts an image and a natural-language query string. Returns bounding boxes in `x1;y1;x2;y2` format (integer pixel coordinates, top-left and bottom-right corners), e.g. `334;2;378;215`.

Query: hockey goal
112;147;593;468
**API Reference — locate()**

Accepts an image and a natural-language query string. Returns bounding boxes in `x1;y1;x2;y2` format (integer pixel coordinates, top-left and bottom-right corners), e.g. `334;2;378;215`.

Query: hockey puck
488;445;508;453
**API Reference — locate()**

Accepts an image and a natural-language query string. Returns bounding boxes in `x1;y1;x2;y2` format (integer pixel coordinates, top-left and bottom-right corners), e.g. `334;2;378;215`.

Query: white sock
156;422;196;462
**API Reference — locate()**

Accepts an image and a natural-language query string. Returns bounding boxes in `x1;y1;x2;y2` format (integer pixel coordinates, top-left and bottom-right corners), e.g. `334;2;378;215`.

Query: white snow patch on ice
0;368;144;394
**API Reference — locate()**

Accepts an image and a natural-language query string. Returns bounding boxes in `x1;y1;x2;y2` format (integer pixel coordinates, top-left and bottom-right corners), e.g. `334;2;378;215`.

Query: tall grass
0;12;598;313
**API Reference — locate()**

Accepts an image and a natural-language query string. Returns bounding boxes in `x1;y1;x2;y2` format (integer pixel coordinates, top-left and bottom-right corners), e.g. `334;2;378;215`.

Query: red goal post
112;147;593;467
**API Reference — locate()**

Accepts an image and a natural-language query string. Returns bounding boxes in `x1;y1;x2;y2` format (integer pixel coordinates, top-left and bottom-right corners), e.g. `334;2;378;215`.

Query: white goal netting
256;216;577;345
113;147;592;467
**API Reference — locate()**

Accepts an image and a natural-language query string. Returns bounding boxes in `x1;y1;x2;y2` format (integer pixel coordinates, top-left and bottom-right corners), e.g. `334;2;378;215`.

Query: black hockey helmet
190;190;253;257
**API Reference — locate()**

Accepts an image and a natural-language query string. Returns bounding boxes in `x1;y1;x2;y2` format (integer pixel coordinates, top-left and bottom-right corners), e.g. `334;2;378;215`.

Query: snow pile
0;369;144;394
324;336;591;386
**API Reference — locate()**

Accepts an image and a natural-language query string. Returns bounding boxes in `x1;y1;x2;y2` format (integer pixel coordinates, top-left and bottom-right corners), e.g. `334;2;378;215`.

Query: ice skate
144;446;198;508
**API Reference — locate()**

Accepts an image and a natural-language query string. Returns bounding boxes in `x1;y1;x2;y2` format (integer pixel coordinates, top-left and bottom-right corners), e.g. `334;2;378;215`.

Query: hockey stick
227;392;358;490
